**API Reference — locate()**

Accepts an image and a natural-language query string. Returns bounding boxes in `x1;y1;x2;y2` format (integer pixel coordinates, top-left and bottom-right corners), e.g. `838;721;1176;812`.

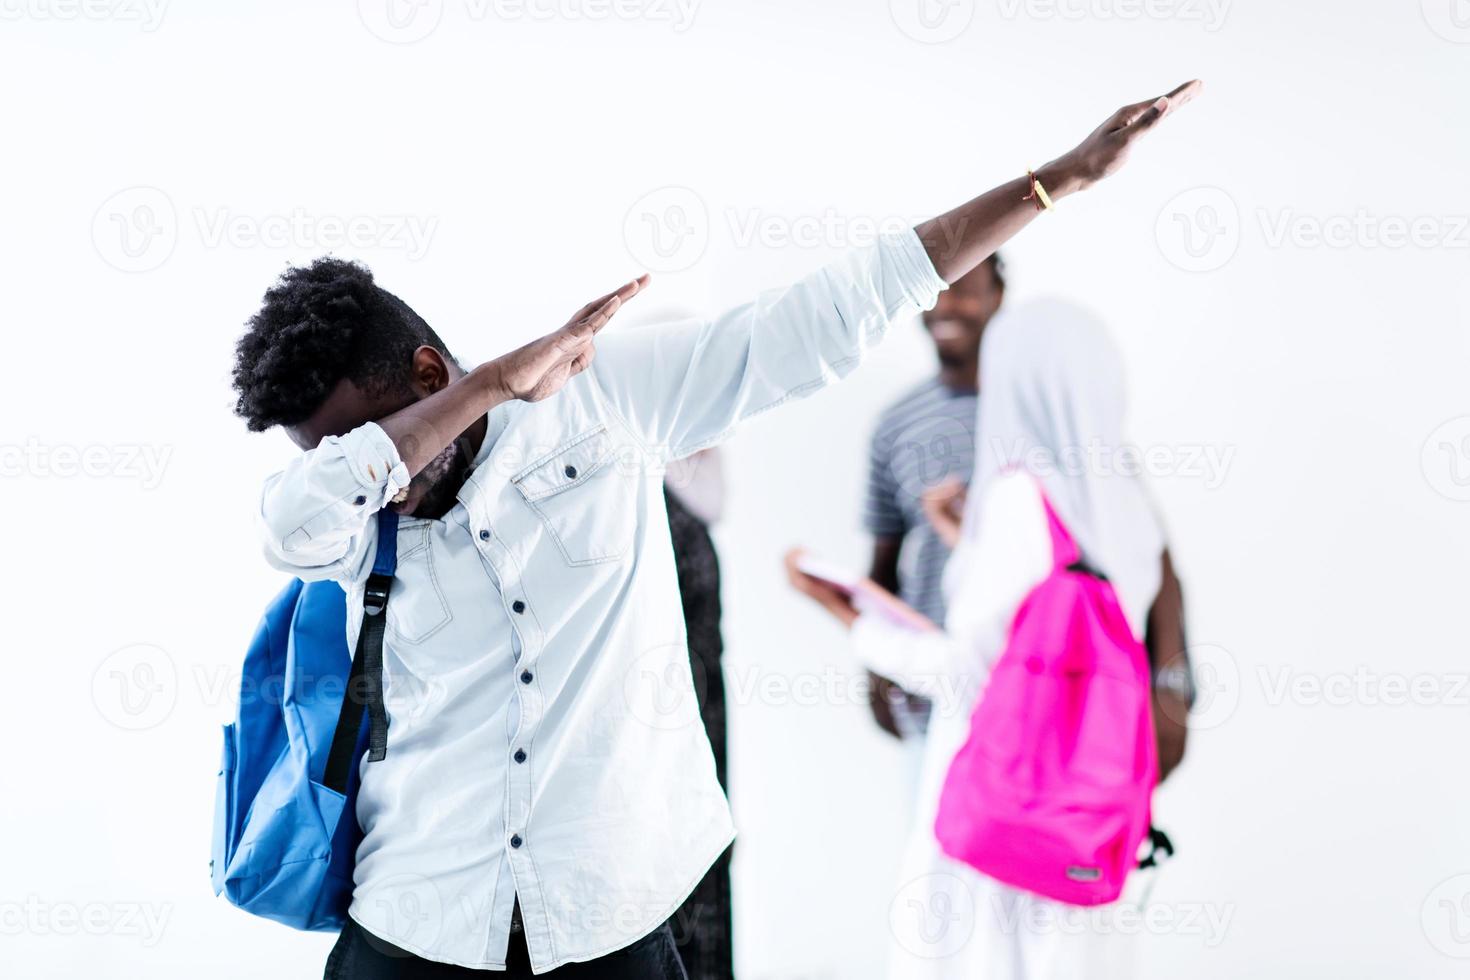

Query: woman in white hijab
787;298;1189;979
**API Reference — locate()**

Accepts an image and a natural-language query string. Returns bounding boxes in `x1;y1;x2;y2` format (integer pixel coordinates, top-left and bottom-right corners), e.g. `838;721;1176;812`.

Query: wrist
1036;156;1087;200
470;360;515;407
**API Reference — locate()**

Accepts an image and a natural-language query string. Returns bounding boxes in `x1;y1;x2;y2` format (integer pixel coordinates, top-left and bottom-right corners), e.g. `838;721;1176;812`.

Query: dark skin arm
1146;549;1190;782
866;536;907;739
914;80;1202;282
374;80;1203;487
868;536;903;594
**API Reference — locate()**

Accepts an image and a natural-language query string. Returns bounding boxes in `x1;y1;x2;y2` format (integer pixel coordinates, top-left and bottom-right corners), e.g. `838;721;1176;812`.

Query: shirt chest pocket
511;426;636;566
383;521;452;644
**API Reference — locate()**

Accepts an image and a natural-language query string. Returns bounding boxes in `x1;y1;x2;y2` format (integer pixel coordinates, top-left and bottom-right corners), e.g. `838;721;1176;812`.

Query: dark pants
325;918;688;979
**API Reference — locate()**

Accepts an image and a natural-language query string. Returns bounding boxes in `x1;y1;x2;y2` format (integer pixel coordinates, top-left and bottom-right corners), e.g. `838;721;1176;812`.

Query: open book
795;554;941;633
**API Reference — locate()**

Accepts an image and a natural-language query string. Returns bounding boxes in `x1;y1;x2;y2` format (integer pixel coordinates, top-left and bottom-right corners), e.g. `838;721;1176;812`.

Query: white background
3;1;1468;977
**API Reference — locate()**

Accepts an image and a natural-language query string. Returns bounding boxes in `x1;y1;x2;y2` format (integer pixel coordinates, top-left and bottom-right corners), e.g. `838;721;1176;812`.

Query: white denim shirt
257;230;946;971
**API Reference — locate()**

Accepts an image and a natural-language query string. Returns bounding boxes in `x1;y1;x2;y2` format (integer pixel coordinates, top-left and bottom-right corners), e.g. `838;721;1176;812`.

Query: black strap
321;570;394;794
1065;559;1110;581
1137;826;1175;870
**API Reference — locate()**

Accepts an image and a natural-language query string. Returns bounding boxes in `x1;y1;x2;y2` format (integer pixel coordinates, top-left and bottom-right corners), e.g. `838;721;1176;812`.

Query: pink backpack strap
1037;484;1081;570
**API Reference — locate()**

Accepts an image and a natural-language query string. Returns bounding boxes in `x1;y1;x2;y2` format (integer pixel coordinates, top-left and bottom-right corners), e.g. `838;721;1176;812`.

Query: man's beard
407;438;473;519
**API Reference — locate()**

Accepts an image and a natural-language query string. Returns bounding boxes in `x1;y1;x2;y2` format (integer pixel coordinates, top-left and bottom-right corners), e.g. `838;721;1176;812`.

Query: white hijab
961;298;1166;634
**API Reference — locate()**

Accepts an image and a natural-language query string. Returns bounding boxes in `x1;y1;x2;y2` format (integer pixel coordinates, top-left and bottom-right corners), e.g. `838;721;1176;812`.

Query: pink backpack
934;489;1164;906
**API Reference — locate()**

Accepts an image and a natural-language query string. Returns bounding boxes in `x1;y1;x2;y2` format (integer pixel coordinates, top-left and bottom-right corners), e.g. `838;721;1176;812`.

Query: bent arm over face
258;421;410;584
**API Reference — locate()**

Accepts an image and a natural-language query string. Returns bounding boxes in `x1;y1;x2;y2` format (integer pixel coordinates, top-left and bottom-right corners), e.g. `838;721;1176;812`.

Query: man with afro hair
232;81;1199;978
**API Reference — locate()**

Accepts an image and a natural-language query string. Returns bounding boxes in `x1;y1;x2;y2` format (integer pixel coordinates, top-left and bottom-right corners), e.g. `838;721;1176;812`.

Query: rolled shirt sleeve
590;229;947;459
258;421;411;583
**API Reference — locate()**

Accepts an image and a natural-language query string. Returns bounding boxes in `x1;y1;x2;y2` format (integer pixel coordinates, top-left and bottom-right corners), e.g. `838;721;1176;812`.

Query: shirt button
510;834;523;849
353;495;367;506
563;464;577;479
512;600;526;614
479;529;491;541
514;749;527;764
520;670;533;685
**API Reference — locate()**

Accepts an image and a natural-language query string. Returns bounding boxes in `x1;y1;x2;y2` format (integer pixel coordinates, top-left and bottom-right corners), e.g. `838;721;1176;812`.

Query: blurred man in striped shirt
862;255;1006;740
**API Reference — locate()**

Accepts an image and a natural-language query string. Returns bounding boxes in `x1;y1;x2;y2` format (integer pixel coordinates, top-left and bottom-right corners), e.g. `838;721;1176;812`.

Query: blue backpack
211;510;398;931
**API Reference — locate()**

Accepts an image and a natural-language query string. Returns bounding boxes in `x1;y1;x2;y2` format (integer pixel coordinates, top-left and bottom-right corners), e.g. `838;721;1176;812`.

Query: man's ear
408;346;453;396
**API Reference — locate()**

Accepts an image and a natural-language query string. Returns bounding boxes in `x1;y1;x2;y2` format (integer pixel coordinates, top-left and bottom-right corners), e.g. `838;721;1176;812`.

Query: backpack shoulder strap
322;509;399;794
1036;484;1081;570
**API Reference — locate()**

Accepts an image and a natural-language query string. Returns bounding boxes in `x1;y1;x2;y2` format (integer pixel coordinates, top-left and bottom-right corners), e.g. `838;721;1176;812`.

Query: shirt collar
456;404;511;514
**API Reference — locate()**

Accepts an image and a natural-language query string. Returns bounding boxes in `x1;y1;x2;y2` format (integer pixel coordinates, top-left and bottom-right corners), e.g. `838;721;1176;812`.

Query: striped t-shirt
863;377;978;627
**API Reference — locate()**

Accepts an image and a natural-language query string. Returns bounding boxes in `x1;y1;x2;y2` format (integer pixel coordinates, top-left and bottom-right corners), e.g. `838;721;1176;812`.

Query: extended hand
921;479;967;549
1045;79;1203;195
915;79;1203;283
783;548;859;627
490;275;650;402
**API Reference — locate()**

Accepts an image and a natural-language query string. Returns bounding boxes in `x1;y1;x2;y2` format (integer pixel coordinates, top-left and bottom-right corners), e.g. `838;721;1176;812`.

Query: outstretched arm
592;81;1202;459
916;80;1203;282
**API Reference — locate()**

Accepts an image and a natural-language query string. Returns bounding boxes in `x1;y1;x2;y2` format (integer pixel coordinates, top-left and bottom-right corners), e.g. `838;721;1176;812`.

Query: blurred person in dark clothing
665;449;733;980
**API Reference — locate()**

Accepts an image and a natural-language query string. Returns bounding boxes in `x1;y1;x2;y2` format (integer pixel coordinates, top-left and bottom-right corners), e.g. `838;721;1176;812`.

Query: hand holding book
782;549;940;633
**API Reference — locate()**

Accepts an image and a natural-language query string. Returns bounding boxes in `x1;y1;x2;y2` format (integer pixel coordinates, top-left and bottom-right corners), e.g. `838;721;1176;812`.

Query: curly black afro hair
232;257;453;432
